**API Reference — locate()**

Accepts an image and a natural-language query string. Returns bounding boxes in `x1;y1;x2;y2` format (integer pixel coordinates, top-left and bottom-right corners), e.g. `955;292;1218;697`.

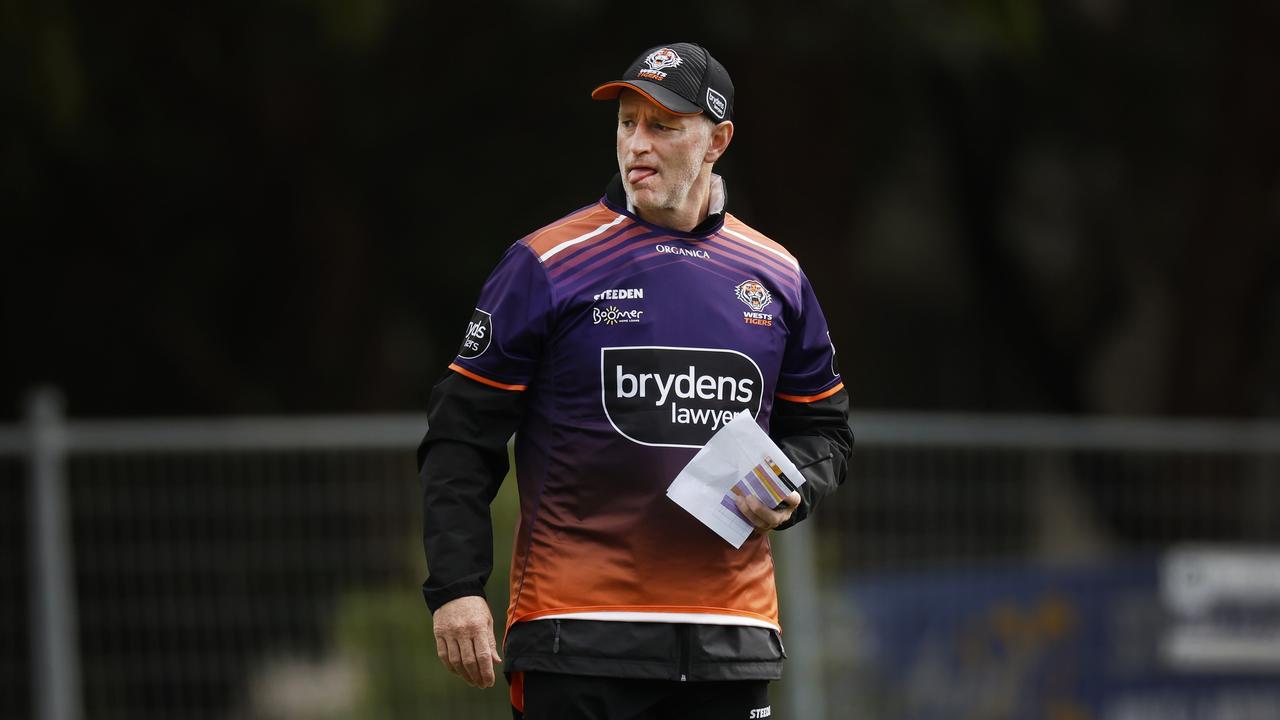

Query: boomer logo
601;346;764;448
457;308;492;360
593;306;643;325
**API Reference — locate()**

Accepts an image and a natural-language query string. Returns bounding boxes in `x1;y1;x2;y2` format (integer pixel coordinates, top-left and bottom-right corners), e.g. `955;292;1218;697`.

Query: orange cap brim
591;81;704;117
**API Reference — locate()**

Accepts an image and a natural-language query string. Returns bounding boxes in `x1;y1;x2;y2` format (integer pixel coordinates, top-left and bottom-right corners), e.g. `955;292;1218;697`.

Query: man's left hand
733;490;801;533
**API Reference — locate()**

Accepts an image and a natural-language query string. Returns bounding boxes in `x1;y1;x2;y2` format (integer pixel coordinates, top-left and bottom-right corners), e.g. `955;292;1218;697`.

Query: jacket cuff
423;579;487;614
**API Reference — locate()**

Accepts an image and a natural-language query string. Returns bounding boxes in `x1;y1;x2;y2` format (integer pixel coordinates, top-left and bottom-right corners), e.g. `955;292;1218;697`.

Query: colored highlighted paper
666;411;807;548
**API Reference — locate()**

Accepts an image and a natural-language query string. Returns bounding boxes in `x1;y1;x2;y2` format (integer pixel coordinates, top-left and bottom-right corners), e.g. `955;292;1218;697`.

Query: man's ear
705;121;734;163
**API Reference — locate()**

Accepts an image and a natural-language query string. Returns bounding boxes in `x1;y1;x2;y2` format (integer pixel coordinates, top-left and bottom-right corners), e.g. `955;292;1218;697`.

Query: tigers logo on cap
638;47;682;81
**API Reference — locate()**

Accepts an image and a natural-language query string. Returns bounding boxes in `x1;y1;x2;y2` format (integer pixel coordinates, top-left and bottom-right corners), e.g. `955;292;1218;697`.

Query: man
419;42;853;719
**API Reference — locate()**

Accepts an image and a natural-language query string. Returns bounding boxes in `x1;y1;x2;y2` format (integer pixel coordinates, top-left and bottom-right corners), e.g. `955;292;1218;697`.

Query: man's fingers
734;493;771;530
490;629;503;663
781;490;801;509
734;492;796;531
435;628;498;687
444;636;465;679
435;635;451;672
473;635;496;687
458;634;481;687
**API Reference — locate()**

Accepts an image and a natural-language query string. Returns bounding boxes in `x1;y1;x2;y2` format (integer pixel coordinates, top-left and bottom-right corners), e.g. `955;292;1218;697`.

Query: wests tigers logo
735;280;773;312
638;47;683;81
644;48;683;72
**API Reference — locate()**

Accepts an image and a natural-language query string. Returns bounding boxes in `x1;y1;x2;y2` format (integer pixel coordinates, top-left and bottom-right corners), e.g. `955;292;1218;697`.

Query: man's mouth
627;166;657;185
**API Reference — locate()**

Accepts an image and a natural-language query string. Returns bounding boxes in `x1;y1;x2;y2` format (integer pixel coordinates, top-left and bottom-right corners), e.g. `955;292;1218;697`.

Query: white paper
666;411;807;548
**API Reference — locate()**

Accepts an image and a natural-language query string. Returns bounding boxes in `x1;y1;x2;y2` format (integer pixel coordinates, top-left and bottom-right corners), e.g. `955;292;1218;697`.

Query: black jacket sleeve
770;387;854;530
418;371;525;613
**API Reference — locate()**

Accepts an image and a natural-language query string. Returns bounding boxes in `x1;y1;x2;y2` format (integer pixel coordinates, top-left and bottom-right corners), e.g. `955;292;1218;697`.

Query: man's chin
628;189;668;213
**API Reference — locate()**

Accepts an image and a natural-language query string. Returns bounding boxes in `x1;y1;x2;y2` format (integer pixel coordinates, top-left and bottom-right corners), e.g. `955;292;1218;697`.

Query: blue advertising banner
838;558;1280;720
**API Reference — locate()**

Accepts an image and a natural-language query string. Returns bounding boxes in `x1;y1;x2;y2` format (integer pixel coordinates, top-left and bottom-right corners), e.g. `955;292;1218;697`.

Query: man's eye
653;124;673;132
620;119;635;128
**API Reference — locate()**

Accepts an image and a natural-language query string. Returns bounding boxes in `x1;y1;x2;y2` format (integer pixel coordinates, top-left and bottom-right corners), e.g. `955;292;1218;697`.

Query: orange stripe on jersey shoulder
448;363;528;392
522;203;622;258
722;215;800;270
776;382;845;403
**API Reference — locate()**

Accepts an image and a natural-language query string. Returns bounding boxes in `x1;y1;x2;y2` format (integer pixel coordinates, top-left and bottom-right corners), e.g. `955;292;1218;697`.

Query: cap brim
591;80;703;116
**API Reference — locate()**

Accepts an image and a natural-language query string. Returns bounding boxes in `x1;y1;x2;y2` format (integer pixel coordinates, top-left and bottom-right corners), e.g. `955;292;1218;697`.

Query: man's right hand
431;595;503;688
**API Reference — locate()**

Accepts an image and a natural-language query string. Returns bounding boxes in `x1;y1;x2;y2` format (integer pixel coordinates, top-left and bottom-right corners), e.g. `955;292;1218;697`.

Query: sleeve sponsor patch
458;309;493;360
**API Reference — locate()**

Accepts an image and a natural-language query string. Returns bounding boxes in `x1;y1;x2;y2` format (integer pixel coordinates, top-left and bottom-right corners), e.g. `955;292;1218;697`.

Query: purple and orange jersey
448;188;844;634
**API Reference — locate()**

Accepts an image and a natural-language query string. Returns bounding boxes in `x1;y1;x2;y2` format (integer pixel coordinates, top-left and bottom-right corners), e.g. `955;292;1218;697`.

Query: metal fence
4;388;1279;720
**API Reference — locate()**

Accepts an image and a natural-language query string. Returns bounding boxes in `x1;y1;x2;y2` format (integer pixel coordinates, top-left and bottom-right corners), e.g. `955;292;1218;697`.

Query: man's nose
628;125;654;154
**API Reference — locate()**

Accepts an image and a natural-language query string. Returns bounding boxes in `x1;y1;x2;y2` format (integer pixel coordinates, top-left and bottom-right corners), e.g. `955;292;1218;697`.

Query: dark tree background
3;0;1278;420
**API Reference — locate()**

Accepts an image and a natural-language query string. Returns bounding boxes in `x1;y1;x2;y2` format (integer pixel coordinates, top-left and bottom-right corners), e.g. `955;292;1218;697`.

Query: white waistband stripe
533;611;779;631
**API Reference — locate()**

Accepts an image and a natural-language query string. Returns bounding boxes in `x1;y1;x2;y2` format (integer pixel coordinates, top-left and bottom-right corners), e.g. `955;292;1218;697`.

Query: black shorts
513;671;774;720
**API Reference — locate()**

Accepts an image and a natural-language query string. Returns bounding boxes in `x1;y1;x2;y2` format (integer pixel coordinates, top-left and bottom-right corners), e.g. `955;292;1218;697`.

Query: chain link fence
4;391;1279;720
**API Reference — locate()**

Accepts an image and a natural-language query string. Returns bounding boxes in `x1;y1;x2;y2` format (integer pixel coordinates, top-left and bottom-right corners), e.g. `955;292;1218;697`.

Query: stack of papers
666;411;807;548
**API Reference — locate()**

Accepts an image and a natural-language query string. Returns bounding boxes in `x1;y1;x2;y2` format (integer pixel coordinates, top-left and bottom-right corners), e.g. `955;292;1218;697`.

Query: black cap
592;42;734;123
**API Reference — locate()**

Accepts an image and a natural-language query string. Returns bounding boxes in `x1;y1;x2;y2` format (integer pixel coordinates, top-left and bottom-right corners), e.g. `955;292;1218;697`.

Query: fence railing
4;388;1278;720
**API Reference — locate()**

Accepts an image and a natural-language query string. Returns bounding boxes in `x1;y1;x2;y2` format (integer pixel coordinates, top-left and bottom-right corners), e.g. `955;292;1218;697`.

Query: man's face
615;91;713;214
